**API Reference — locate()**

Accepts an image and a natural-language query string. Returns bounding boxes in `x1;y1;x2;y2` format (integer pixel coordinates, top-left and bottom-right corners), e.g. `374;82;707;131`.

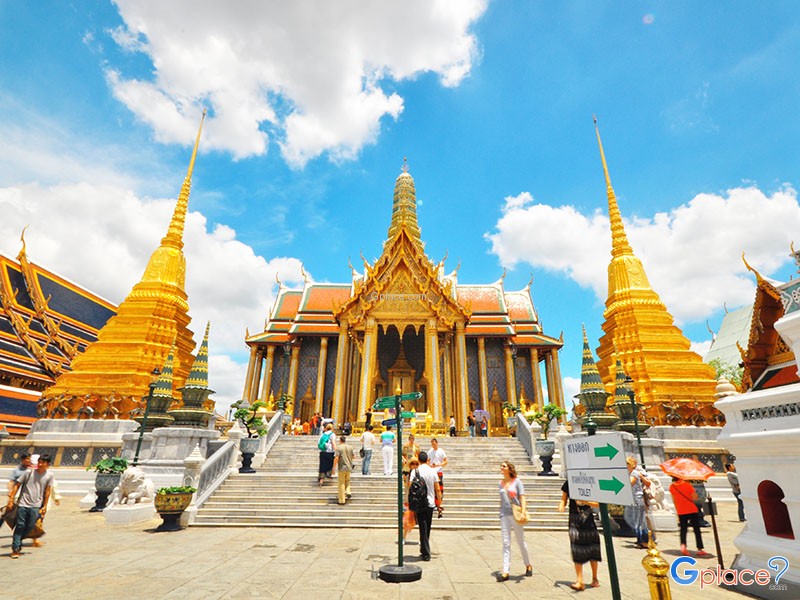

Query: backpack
318;432;331;451
408;469;428;512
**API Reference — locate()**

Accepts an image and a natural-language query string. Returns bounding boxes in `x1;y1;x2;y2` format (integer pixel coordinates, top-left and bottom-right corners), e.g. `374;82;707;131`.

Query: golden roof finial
388;160;421;241
275;271;282;287
741;252;764;282
18;225;29;260
594;116;633;258
300;263;309;285
162;109;206;250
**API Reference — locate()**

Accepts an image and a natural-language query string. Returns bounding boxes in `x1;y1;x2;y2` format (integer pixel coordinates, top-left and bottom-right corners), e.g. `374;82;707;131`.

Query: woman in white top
449;415;456;437
498;461;532;581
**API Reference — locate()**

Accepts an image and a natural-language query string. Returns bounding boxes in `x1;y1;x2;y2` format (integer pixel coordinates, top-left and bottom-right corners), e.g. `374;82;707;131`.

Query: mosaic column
551;348;566;419
504;343;517;407
454;321;469;426
477;337;488;411
315;337;328;415
332;321;349;422
287;344;301;404
544;352;556;406
357;318;378;424
442;336;454;421
242;346;258;402
425;318;442;422
258;346;275;403
530;347;544;407
251;349;263;404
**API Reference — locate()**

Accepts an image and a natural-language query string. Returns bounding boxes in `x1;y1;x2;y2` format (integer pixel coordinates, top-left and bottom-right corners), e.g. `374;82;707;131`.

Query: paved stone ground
0;497;754;599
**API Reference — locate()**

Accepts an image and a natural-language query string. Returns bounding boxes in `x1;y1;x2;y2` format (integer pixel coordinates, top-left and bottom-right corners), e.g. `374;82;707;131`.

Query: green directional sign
598;476;625;494
400;411;416;419
593;442;620;461
375;391;422;404
373;398;397;410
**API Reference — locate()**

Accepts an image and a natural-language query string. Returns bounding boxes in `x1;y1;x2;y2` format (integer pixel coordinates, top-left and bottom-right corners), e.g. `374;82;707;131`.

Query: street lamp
133;366;162;466
624;374;646;466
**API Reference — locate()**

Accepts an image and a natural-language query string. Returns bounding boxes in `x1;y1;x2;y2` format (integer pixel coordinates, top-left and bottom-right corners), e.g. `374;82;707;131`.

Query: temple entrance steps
192;435;568;530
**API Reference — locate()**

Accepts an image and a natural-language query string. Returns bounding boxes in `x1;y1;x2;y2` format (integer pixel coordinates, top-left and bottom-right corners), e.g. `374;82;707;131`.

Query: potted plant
154;485;197;531
231;399;269;473
87;456;128;512
501;402;519;436
528;403;567;476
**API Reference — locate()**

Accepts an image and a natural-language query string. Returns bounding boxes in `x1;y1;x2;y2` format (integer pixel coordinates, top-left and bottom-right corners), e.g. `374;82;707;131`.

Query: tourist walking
364;408;372;428
401;433;420;481
317;424;337;486
414;451;441;561
360;425;376;475
381;425;396;476
559;480;601;590
669;477;709;557
6;454;54;559
467;412;476;437
725;463;745;522
623;456;651;548
403;457;420;541
334;435;354;505
7;453;32;496
497;461;532;581
427;438;448;516
449;415;456;437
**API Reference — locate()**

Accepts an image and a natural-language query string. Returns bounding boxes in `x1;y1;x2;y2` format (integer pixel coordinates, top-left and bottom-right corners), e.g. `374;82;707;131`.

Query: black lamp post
133;366;162;466
624;374;646;466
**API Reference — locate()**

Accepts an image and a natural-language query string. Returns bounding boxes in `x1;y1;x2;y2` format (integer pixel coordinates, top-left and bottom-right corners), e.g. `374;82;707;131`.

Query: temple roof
0;252;116;387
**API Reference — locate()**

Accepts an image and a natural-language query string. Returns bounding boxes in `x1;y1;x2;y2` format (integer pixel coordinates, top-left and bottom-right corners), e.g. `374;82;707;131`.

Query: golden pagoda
39;112;206;420
592;118;717;425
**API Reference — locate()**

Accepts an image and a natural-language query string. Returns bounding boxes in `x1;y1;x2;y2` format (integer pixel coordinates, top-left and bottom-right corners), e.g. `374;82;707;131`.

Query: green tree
708;358;743;391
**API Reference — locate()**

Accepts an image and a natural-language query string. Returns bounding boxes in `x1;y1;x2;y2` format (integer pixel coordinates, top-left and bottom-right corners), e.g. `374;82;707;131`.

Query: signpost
563;433;632;600
377;390;423;583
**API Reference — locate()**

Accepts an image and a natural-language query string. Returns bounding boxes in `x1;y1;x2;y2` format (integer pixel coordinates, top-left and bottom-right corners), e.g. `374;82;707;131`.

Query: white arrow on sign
563;433;627;470
566;467;634;506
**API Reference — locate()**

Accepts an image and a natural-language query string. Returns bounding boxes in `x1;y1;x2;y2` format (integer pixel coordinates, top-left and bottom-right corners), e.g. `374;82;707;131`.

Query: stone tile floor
0;497;755;599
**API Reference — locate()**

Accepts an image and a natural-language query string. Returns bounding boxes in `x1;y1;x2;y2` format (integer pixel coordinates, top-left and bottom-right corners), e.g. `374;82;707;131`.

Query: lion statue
108;466;155;506
645;472;668;512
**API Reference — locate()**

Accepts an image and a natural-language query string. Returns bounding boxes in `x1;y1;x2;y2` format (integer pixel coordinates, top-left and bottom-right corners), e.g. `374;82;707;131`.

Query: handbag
1;504;17;530
512;503;530;525
26;517;45;540
359;447;365;458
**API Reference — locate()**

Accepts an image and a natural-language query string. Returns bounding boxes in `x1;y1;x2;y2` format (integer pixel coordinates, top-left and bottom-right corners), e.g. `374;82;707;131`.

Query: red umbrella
659;457;716;481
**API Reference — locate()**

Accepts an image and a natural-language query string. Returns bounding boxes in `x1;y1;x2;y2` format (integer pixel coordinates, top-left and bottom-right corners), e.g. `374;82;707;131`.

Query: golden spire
593;118;716;420
162;109;206;251
594;116;633;257
387;158;421;241
40;112;205;418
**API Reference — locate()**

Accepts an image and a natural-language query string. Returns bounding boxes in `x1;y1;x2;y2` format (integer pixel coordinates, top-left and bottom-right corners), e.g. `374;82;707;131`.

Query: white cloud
486;186;800;324
0;182;305;409
690;339;713;358
562;376;580;409
107;0;487;165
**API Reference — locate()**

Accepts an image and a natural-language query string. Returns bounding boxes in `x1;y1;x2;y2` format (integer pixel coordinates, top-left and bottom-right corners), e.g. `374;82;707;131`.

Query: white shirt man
414;451;441;561
427;438;448;474
360;426;376;475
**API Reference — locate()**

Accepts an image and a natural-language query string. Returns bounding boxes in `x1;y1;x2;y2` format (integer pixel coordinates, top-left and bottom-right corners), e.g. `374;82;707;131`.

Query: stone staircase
192;436;568;530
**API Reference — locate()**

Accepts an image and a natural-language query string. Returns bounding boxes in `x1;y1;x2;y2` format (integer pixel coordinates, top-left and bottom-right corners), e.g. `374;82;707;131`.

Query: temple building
242;165;565;432
592;120;719;425
0;237;117;435
38;112;207;421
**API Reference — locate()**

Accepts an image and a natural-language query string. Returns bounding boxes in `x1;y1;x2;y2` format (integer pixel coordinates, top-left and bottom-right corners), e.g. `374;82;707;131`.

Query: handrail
515;410;536;465
194;440;236;509
262;410;284;454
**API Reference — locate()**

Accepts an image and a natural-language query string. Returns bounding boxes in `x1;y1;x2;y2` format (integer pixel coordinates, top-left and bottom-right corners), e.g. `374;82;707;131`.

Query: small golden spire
388;161;421;241
741;252;764;282
594;116;633;258
162;109;206;250
18;225;29;260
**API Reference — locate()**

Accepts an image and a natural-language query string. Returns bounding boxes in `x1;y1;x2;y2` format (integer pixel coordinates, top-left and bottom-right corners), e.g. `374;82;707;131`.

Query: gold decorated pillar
332;321;350;421
530;347;544;407
454;321;469;425
242;346;258;402
551;348;566;419
425;318;443;422
442;336;454;421
357;317;378;423
544;351;556;406
504;343;517;407
477;337;488;411
315;337;328;415
287;344;301;403
251;350;263;404
258;346;275;403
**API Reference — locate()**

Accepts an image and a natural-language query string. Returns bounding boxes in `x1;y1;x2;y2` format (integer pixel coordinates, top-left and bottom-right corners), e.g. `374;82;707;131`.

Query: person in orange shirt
669;477;709;557
302;421;310;435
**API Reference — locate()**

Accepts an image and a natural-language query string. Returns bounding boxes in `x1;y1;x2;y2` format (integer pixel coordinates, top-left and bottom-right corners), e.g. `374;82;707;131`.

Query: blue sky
2;1;800;408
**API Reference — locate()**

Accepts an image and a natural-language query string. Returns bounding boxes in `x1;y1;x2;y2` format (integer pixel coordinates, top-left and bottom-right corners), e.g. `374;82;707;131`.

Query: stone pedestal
27;419;138;442
103;503;157;525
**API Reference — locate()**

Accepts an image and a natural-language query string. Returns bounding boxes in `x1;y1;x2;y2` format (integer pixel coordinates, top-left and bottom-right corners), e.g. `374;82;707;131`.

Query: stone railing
192;439;238;509
515;411;535;464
